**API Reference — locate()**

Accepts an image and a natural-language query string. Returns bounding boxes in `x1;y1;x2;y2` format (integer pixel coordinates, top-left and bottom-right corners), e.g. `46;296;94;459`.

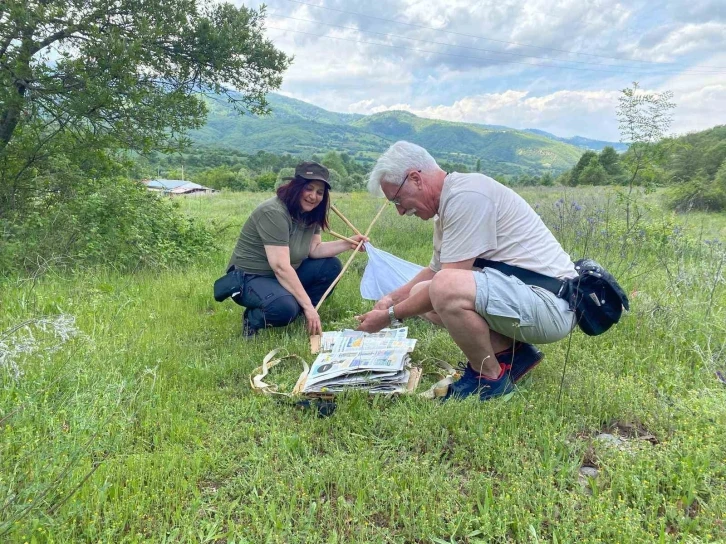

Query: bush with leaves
667;163;726;212
0;177;216;275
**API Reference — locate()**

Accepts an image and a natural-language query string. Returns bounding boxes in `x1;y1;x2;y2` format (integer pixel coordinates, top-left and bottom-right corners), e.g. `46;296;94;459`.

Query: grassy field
1;187;725;543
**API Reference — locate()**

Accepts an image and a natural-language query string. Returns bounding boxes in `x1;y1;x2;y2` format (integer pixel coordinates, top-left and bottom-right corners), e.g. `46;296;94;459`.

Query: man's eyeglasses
389;170;420;206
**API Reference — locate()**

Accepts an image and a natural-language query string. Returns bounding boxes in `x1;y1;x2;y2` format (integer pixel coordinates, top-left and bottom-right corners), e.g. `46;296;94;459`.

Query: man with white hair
356;141;578;400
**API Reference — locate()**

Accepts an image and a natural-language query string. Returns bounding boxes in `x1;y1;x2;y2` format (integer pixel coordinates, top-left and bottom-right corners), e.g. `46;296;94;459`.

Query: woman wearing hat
228;161;367;337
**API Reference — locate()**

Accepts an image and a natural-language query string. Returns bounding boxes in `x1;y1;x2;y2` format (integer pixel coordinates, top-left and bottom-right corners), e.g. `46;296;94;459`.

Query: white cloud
622;22;726;61
350;90;622;140
229;0;726;140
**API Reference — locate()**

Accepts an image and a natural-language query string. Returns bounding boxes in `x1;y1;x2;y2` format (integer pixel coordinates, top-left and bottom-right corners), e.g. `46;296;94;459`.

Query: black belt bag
213;265;246;302
473;258;629;337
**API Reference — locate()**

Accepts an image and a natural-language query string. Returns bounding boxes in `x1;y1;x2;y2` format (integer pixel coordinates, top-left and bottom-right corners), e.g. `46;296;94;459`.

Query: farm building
142;179;218;196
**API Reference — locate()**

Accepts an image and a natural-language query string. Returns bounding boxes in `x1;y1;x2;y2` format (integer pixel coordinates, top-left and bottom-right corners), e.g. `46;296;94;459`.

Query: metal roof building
143;179;218;196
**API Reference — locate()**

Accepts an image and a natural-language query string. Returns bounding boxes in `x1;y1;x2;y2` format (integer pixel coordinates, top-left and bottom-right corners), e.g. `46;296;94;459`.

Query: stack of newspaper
302;327;416;395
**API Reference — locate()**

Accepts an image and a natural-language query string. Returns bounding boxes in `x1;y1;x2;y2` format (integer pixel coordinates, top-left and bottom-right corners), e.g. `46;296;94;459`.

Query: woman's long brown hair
276;176;330;230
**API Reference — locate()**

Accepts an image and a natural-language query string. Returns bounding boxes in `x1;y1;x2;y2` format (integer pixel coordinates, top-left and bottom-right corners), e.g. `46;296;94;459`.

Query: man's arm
356;259;474;333
390;259;474;320
373;266;436;310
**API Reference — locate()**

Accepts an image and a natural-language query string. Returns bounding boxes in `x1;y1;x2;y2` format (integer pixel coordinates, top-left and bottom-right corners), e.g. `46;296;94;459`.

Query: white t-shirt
429;173;577;280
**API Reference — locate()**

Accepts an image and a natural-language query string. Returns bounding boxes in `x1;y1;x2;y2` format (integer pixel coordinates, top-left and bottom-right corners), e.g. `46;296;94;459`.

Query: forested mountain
190;93;617;177
524;129;629;152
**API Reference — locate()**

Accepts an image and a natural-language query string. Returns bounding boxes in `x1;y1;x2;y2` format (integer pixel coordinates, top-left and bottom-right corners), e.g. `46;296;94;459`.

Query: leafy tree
616;82;675;227
569;151;598;186
322;151;349;177
667;163;726;212
579;156;609;185
476;158;481;172
0;0;290;215
196;166;237;190
702;142;726;178
541;172;554;186
254;172;277;192
598;146;622;178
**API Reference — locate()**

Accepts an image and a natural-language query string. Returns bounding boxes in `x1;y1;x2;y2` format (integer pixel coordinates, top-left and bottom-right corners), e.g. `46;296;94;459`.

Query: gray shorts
473;268;575;344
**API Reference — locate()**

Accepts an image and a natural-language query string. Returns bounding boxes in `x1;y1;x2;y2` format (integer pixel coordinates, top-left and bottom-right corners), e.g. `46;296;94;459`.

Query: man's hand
355;309;390;333
303;307;322;335
373;295;394;311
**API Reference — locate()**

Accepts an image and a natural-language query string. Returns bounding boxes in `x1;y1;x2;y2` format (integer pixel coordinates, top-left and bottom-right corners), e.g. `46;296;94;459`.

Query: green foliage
579;156;609;186
322;151;349;177
617;82;675;193
655;126;726;211
254;172;277;192
0;177;216;274
2;190;725;542
0;0;289;218
151;149;373;193
190;94;586;179
570;151;599;185
599;146;623;178
667;163;726;212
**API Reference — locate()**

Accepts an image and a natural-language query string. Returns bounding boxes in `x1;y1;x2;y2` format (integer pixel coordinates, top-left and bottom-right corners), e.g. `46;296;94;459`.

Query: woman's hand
303;306;322;335
348;234;369;252
355;309;390;334
373;295;394;311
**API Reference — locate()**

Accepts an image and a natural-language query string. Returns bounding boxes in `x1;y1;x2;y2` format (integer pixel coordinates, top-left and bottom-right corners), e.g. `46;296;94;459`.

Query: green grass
1;187;726;542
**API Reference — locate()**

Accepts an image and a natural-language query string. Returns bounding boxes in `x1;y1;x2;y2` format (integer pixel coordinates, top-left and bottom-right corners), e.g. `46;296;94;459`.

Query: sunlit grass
1;187;725;542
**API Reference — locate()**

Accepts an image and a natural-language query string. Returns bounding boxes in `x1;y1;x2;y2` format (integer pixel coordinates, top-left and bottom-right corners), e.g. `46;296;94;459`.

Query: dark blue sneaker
443;362;514;401
496;342;544;383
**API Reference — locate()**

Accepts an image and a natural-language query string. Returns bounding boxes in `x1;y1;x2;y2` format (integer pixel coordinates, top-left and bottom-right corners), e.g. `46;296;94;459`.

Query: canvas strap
250;349;310;397
473;258;567;297
251;350;459;400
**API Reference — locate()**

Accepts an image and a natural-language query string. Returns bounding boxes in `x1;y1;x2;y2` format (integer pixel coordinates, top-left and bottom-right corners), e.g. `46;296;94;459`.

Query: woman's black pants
232;257;343;331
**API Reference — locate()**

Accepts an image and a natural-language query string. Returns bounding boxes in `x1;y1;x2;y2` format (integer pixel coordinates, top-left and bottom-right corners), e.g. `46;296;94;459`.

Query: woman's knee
322;257;343;281
263;295;301;326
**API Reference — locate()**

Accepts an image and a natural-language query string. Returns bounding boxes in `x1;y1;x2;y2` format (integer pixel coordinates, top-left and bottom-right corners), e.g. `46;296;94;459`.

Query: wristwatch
388;305;403;327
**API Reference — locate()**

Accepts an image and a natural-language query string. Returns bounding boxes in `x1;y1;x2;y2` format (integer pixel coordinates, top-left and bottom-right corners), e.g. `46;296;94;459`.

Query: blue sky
236;0;725;141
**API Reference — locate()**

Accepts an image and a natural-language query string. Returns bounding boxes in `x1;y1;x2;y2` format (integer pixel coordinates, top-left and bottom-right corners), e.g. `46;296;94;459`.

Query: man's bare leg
409;281;444;326
429;269;513;378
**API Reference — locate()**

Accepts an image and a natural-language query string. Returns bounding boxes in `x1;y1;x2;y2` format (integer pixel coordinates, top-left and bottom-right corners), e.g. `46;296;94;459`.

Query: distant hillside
524;128;628;152
190;94;603;176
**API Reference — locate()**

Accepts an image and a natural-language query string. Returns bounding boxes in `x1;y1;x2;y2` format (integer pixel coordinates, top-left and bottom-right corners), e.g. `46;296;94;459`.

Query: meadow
1;186;725;543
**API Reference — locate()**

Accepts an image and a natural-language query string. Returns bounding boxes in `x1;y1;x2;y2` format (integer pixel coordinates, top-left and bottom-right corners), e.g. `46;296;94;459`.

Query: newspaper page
305;327;416;395
320;328;412;352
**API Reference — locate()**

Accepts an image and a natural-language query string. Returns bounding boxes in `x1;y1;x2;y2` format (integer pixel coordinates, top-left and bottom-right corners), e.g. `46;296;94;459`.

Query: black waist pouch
561;259;630;336
214;266;245;302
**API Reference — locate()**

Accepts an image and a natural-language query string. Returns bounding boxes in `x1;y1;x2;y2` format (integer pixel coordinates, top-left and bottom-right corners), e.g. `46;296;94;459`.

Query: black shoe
496;342;544;383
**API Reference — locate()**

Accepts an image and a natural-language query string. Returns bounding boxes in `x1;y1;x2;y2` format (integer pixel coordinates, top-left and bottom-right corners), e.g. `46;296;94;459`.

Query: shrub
666;165;726;212
0;177;216;275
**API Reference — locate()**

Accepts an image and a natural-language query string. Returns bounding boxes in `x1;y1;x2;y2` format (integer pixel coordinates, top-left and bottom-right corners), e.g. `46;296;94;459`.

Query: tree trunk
0;95;24;155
